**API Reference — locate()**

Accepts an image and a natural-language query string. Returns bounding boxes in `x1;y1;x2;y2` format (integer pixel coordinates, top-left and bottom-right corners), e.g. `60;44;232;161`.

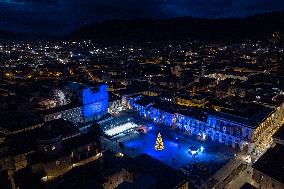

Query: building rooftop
176;94;206;101
117;174;157;189
252;143;284;184
62;127;101;152
108;92;121;102
43;150;132;187
29;124;100;164
272;125;284;141
41;150;188;189
65;81;89;90
135;96;155;107
38;102;80;115
0;111;43;132
209;103;274;128
152;102;208;122
240;183;257;189
37;119;77;141
2;119;79;157
66;81;107;94
0;170;12;189
134;95;274;128
133;95;207;122
133;153;188;189
13;167;45;189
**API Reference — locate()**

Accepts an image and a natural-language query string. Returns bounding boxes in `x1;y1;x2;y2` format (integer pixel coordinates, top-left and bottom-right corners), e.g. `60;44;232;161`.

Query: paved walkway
225;166;254;189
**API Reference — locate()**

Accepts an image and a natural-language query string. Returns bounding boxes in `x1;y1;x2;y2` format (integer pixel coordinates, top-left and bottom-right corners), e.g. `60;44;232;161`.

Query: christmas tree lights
155;132;165;151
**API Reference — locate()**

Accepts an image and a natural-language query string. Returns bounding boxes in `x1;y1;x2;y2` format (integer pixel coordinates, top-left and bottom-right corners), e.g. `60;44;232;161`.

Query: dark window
272;183;275;188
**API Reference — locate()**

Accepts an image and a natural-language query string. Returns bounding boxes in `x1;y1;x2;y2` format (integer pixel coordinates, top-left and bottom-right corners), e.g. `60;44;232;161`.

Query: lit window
71;152;74;158
51;146;56;151
87;146;91;151
56;161;60;166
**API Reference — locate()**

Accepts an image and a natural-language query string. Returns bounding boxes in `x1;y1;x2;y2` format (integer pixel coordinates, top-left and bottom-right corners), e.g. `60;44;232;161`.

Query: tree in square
155;132;164;151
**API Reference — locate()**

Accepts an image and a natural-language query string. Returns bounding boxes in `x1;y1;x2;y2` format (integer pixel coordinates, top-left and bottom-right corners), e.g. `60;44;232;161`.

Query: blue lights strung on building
128;95;246;151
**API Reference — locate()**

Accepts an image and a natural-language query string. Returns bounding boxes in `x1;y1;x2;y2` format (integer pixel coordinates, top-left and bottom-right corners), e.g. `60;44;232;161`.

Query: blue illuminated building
82;84;108;121
149;106;175;126
66;82;108;122
128;95;283;154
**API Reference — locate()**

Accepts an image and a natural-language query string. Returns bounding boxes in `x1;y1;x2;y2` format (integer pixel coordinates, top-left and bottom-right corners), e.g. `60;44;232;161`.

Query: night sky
1;0;284;34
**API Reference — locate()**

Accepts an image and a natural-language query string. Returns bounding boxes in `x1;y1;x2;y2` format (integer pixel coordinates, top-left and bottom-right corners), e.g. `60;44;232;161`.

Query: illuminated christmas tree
155;132;164;150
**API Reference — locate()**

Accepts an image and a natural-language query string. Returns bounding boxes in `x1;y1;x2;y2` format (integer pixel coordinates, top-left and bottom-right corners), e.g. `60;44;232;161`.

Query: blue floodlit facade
149;107;175;126
128;95;254;152
82;84;108;121
129;94;284;154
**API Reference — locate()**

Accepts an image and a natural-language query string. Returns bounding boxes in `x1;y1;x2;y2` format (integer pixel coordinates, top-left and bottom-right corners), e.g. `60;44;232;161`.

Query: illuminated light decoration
202;133;206;140
82;85;108;119
83;100;108;117
53;113;62;120
189;146;198;155
184;125;190;131
95;152;103;158
105;122;137;137
52;89;69;106
129;95;275;154
189;146;205;155
155;132;165;151
116;152;124;157
41;176;48;182
190;150;197;155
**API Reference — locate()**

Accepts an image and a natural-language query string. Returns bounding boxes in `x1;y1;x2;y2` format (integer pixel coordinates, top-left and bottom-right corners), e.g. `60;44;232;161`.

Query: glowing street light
202;133;206;140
